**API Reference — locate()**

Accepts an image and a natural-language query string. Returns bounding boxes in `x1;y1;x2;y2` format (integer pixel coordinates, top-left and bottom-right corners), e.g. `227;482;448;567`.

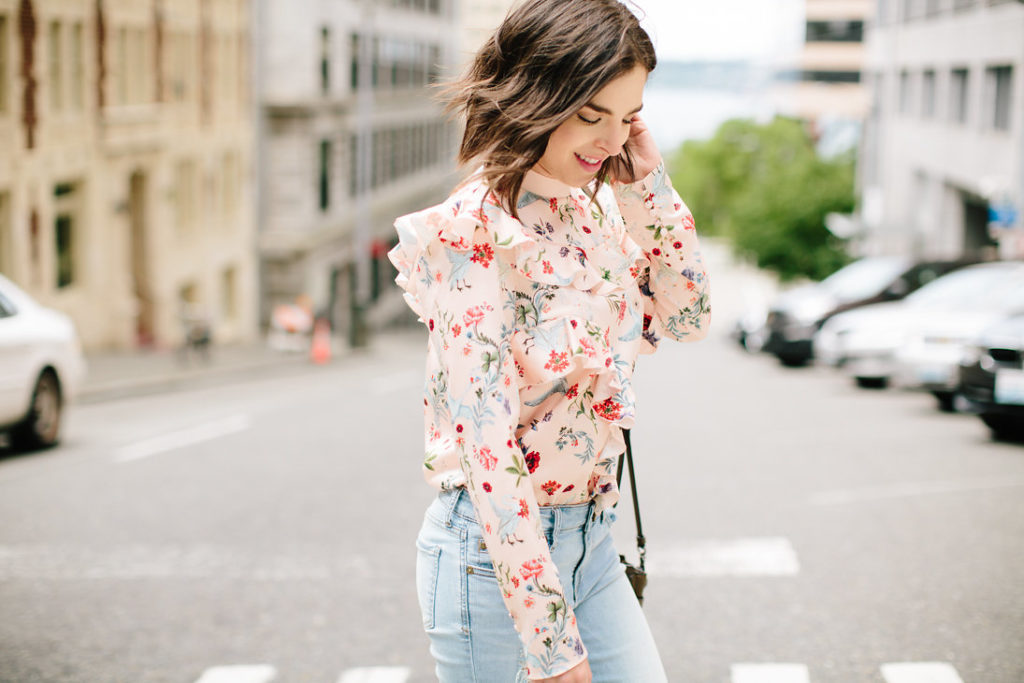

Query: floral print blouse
389;163;710;679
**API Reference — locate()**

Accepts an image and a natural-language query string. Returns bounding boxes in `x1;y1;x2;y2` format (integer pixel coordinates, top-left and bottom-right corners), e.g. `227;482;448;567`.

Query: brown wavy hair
446;0;657;219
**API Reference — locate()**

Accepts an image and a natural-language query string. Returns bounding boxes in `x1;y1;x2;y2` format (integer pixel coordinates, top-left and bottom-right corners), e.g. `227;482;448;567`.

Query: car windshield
819;257;909;302
905;264;1024;310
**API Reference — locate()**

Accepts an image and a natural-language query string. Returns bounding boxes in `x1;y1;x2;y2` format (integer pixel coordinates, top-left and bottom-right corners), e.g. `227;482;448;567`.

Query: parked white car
814;262;1024;403
0;275;86;450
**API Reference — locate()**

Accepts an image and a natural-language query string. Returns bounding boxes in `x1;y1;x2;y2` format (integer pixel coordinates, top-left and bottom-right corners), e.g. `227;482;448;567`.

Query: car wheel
855;376;888;389
981;414;1024;442
932;391;956;413
10;370;62;451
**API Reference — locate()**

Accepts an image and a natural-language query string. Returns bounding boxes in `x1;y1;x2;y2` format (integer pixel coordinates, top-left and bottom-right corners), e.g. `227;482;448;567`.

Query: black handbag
616;428;647;605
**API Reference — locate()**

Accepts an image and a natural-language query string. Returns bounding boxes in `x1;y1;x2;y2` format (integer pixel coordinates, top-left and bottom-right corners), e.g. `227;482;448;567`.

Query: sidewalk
78;341;321;404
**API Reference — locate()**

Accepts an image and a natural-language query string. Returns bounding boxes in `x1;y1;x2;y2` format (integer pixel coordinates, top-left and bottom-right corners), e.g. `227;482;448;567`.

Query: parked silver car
814;261;1024;408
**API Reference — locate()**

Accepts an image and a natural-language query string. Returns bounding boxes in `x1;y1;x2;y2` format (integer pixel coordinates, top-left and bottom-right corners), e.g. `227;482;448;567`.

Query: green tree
668;116;855;281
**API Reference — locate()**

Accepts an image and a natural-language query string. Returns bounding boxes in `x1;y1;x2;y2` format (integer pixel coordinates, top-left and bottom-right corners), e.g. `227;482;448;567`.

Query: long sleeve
427;224;588;679
613;162;711;349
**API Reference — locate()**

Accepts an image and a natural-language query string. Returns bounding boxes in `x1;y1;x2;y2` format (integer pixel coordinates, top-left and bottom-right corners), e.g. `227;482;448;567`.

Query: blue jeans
415;487;667;682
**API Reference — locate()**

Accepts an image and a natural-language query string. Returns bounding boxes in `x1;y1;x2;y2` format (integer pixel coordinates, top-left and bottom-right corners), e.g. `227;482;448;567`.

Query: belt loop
443;487;463;527
550;506;560;551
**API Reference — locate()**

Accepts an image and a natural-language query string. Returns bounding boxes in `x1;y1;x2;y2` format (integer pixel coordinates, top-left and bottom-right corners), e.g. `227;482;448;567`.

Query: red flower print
463;306;486;328
674;202;682;212
451;324;462;337
507;439;514;448
687;281;696;291
471;242;495;268
673;241;683;249
541;480;559;496
456;424;464;433
563;484;575;492
682;213;695;231
652;248;661;256
582;226;592;234
474;446;498;471
470;207;490;226
643;314;653;331
542;260;554;275
645;193;655;203
512;575;520;588
524;596;535;608
593;398;623;421
517;498;530;518
520;558;544;581
544;350;570;373
566;384;579;399
549;198;558;213
483;482;492;492
525;451;540;473
428;319;435;331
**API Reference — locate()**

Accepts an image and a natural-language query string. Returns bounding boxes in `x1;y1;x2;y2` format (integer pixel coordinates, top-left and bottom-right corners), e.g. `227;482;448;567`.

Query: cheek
546;123;586;159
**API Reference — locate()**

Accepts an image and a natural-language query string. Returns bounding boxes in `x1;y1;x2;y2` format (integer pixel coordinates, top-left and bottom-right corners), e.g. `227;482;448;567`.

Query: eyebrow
583;102;644;116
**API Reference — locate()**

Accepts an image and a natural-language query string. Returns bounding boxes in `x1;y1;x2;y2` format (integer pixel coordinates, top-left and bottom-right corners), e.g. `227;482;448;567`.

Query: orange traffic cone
310;318;332;364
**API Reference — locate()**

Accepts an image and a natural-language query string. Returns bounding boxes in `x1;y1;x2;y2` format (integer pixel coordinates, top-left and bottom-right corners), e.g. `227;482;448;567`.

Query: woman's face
534;65;648;188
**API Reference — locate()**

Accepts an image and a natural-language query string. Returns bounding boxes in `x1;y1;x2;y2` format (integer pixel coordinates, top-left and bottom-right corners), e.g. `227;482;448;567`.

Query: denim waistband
437;486;604;533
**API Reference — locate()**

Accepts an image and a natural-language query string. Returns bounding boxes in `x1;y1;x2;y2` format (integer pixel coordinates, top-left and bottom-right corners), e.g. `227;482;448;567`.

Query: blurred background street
2;0;1024;681
2;245;1023;682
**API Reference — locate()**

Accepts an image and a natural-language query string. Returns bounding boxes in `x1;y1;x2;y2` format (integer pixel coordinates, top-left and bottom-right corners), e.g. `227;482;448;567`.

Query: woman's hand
609;116;662;184
540;658;592;683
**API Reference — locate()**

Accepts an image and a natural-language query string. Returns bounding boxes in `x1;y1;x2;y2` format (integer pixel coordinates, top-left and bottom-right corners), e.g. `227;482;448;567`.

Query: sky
636;0;804;63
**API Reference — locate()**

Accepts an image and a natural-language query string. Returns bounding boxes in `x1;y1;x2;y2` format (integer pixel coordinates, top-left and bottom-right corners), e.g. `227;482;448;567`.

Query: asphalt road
0;328;1022;683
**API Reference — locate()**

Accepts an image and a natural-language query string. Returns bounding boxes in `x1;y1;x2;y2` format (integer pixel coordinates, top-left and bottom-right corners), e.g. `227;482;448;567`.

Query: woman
389;1;710;680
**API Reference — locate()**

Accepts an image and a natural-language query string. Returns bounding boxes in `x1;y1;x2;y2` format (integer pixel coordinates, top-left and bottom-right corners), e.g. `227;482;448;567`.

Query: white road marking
807;477;1024;506
113;414;252;463
369;370;420;395
731;663;810;683
648;537;800;577
194;665;277;683
337;667;411;683
881;662;965;683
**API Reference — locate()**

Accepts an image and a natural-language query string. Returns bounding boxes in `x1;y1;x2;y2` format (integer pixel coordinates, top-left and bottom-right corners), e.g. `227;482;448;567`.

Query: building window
71;23;84;111
921;69;936;118
320;26;330;94
175;161;197;231
899;70;912;114
49;21;63;112
0;14;9;115
805;20;863;42
950;68;969;123
987;65;1013;131
53;183;79;290
0;191;10;276
319;139;332;211
222;267;237;321
223;152;239;219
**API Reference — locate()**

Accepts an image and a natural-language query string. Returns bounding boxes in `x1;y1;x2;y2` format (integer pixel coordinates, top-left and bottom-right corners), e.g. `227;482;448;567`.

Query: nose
596;122;629;157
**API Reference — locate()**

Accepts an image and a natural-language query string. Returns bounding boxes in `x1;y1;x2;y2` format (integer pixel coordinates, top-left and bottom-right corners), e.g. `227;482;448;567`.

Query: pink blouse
389;163;710;679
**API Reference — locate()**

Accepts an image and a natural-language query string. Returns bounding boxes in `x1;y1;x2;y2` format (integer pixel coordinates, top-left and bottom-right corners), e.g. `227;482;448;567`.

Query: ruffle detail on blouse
388;177;646;318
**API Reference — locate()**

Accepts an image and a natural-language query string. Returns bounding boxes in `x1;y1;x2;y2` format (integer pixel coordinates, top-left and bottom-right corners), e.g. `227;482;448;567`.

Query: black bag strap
615;428;646;568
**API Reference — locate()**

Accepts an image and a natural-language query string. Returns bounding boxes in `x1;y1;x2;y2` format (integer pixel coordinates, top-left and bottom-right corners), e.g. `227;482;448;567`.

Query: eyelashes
576;113;637;126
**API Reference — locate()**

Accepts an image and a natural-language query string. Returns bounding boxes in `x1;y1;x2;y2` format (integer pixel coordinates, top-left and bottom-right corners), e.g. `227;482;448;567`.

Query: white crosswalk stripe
648;537;801;577
337;667;411;683
194;665;277;683
731;663;811;682
881;662;966;683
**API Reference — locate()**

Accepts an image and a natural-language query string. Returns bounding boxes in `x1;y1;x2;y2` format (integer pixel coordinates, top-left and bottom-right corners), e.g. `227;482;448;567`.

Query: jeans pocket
416;542;442;631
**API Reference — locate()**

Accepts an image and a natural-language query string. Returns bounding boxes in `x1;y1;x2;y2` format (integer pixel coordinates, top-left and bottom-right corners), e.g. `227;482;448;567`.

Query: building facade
0;0;258;351
859;0;1024;259
256;0;460;341
774;0;873;124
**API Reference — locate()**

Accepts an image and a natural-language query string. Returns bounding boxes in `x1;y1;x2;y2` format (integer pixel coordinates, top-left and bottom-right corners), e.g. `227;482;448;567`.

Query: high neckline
521;168;581;200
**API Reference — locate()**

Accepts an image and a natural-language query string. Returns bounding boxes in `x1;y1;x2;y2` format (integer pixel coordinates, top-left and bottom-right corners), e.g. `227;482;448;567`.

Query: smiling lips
575;153;604;173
